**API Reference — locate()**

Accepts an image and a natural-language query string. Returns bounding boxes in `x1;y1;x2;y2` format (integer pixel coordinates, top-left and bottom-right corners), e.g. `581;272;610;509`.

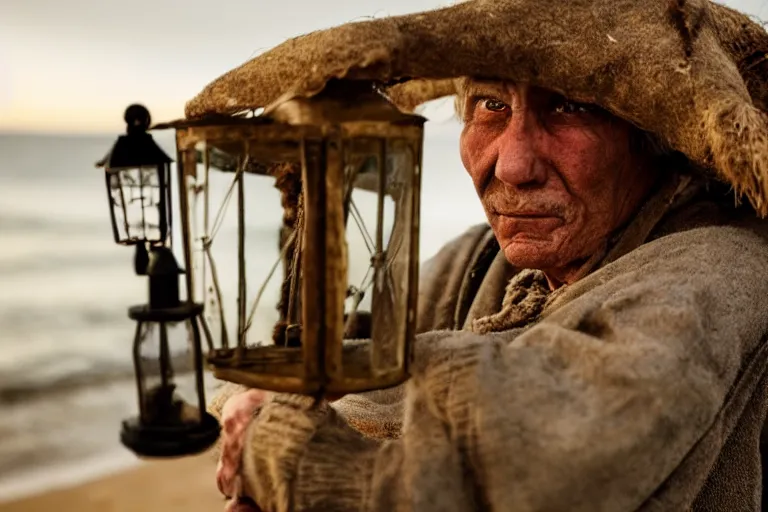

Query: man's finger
218;389;270;498
224;497;261;512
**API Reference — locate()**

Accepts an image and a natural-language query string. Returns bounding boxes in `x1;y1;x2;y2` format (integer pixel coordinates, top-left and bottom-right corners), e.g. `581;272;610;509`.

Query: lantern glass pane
344;153;394;331
136;320;201;425
342;137;416;374
369;138;415;373
108;165;167;244
183;140;293;352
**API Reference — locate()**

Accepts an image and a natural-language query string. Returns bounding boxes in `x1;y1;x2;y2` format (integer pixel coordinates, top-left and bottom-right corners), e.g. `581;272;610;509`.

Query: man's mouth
492;211;566;233
507;212;554;218
495;210;560;219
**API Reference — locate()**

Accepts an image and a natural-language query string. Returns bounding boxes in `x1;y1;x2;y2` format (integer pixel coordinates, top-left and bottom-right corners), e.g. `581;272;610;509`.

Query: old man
190;0;768;510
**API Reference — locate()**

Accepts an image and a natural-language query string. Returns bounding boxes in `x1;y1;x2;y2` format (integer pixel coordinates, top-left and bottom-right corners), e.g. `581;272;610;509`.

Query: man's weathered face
459;80;659;282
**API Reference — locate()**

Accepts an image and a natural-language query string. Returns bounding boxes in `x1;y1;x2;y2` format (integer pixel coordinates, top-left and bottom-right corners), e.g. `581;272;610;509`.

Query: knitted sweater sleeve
237;225;768;512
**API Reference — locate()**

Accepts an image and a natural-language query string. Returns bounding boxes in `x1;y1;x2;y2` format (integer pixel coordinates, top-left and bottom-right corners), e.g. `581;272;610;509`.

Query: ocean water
0;122;486;502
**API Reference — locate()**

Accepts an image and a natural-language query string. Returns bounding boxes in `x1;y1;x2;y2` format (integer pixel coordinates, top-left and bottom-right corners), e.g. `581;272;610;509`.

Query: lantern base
120;412;220;458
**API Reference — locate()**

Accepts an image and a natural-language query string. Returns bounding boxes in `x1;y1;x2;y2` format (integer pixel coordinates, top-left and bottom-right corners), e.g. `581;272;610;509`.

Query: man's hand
217;388;271;499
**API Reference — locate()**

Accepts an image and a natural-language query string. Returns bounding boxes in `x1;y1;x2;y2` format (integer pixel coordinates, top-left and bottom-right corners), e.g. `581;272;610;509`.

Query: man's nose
494;114;547;188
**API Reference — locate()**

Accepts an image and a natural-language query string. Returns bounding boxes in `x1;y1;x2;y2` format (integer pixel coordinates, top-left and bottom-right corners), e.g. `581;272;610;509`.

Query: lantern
121;246;220;457
97;104;173;273
97;107;220;457
163;79;424;397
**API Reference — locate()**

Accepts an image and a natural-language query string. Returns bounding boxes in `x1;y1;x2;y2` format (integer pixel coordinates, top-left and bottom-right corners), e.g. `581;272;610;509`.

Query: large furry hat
185;0;768;215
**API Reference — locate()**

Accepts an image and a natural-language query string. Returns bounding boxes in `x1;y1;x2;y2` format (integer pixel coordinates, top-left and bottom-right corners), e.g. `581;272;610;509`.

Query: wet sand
0;451;222;512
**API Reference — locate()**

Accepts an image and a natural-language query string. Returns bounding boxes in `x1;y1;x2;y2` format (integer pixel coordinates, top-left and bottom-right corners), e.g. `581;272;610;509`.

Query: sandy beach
0;451;223;512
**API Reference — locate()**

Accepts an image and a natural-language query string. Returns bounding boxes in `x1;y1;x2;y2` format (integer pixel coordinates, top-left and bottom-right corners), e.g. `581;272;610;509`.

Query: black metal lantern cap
97;105;173;169
120;413;220;458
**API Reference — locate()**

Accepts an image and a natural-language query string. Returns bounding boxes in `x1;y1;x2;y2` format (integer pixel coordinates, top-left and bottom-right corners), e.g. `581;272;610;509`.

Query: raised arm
236;224;768;512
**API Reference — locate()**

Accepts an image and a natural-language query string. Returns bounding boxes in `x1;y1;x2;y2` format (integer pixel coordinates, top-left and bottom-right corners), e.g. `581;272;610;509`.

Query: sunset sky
1;0;766;134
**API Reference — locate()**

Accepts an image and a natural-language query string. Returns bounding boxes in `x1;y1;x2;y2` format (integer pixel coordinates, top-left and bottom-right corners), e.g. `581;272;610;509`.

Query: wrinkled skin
459;80;659;287
215;82;660;508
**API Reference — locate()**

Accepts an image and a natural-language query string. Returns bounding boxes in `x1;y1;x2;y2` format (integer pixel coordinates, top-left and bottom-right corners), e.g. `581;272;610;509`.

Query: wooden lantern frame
157;85;425;397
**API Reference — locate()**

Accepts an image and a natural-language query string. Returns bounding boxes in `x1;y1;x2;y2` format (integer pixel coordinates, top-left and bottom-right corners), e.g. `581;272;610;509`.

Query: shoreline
0;372;225;506
0;450;222;512
0;447;140;505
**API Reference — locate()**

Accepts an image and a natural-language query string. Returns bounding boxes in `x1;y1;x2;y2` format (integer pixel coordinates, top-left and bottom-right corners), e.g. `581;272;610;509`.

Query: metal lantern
163;79;424;398
97;105;174;273
97;107;220;457
121;246;219;457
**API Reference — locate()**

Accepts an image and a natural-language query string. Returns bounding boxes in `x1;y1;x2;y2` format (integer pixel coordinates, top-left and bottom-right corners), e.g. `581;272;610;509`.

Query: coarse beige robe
209;171;768;511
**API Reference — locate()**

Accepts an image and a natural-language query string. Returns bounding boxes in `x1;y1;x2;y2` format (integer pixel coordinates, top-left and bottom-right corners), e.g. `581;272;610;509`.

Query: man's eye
482;98;509;112
553;100;591;115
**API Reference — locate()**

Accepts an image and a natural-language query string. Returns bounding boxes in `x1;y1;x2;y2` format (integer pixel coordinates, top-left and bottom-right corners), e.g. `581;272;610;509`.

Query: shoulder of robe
416;224;498;333
547;217;768;325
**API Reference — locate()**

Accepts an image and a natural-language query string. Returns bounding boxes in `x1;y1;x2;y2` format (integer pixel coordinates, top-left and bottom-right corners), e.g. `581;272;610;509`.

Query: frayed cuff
242;393;377;512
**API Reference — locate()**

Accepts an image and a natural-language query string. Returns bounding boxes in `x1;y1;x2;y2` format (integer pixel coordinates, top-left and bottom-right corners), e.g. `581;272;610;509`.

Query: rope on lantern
346;186;383;316
284;196;304;326
243;228;296;336
275;163;304;347
340;156;375;318
349;198;375;255
200;242;230;348
199;154;249;350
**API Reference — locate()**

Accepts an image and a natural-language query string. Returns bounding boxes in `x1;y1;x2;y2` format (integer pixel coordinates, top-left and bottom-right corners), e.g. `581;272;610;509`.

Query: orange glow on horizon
0;102;187;135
